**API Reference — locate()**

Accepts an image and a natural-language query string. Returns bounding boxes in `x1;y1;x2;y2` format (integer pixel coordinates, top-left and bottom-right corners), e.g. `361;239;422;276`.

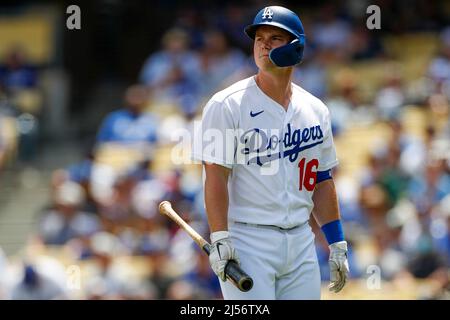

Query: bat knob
240;277;254;292
159;201;171;213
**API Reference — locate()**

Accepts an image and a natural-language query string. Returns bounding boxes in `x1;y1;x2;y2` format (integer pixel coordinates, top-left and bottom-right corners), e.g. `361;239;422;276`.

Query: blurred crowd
0;46;41;170
0;1;450;299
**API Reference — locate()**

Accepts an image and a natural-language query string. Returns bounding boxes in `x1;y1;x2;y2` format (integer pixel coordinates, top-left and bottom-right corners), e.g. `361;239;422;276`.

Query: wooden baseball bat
159;201;253;292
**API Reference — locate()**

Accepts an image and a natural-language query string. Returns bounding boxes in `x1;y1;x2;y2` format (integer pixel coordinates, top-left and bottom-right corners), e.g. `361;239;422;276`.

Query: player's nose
259;39;271;50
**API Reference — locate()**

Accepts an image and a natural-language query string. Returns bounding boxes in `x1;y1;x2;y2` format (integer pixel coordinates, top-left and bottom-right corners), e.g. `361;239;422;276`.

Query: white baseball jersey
192;76;338;229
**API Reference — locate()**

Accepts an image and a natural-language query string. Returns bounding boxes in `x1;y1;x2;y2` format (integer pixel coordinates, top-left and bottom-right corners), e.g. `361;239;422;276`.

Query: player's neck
255;70;293;110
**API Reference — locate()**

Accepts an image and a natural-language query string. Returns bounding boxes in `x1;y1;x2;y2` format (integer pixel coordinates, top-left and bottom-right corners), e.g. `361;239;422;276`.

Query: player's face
253;25;291;70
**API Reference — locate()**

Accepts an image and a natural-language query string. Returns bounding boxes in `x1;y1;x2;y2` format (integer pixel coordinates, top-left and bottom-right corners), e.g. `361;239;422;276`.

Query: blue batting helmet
244;6;305;67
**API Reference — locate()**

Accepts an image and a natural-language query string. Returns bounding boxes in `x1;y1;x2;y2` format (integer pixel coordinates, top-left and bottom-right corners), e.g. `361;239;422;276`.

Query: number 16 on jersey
298;158;318;191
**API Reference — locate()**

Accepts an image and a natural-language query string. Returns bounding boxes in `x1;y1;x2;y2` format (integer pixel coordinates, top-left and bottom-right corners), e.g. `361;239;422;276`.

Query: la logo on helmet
262;7;273;20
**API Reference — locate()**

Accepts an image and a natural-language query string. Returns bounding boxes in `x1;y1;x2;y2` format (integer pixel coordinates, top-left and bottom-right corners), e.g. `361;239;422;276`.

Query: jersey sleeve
191;99;236;169
318;107;339;171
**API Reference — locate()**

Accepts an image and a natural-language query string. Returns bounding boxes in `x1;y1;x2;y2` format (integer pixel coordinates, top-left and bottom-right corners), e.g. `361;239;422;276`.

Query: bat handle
225;261;254;292
202;244;254;292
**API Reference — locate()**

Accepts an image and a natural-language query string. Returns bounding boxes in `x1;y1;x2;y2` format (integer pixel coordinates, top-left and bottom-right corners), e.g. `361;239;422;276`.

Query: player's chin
256;56;276;70
259;55;270;62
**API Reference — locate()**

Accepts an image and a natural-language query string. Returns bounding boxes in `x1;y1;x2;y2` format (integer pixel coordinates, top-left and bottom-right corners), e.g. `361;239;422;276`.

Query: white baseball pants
219;221;321;300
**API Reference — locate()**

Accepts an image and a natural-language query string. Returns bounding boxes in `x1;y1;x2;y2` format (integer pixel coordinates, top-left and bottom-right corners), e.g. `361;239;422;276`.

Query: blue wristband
317;170;332;183
321;219;344;245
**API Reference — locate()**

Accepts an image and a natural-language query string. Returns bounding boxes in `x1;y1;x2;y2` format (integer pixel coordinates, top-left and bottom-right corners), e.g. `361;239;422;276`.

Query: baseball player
192;5;349;299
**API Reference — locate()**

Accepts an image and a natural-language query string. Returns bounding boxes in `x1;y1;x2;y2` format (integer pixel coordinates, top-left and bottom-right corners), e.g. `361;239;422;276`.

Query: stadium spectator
38;180;100;245
374;68;406;120
183;247;222;299
326;69;376;134
198;29;249;97
10;263;67;300
427;26;450;87
139;28;202;116
311;3;352;61
0;47;38;91
96;85;158;146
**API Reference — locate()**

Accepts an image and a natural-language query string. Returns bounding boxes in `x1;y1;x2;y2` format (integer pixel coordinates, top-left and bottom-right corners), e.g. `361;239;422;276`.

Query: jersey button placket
283;107;295;225
281;110;290;221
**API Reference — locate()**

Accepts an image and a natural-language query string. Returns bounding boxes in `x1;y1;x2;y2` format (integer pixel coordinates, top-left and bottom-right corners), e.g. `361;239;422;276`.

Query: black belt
232;221;307;231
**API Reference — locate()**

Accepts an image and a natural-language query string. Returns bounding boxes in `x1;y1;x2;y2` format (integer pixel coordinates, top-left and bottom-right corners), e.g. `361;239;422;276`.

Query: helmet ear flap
295;35;306;53
269;37;304;67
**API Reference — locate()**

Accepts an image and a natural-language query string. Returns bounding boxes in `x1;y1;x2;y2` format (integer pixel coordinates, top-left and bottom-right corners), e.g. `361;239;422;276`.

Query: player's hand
209;231;240;281
328;240;349;293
